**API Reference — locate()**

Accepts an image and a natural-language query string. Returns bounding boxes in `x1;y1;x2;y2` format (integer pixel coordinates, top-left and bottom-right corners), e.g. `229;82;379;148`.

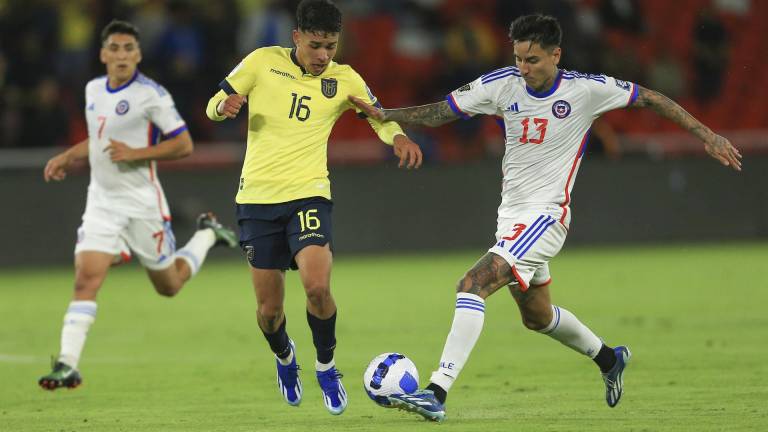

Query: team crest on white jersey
552;100;571;119
321;78;337;98
115;100;130;115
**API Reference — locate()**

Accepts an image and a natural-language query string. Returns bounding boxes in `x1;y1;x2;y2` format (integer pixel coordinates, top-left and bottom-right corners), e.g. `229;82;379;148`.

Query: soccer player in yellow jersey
205;0;422;415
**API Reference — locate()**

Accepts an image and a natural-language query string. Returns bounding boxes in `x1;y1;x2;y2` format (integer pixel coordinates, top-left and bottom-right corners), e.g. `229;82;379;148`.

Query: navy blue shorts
237;197;333;270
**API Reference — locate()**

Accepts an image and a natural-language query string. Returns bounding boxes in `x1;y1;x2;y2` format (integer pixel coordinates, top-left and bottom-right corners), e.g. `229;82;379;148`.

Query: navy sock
426;383;447;404
262;317;291;359
307;310;336;364
593;344;617;373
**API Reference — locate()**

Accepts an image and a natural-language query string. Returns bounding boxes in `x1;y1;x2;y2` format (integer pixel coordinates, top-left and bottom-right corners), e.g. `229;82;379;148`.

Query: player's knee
521;313;550;331
304;281;331;306
455;274;473;293
257;304;283;324
73;270;104;294
153;280;182;297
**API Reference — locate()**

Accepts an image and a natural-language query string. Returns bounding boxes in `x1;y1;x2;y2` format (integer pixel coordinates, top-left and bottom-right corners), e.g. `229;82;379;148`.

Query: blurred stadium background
1;0;767;266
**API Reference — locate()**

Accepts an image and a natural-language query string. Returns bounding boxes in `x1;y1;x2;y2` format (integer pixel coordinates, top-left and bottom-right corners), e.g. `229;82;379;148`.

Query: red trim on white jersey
559;131;590;225
531;278;552;289
147;124;171;221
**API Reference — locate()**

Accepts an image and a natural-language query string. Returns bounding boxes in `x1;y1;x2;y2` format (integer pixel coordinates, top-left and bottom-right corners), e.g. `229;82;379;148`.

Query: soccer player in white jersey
350;14;742;421
38;20;238;391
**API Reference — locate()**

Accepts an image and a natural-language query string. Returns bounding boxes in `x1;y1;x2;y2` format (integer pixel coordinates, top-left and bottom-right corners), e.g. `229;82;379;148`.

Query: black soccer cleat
39;361;82;391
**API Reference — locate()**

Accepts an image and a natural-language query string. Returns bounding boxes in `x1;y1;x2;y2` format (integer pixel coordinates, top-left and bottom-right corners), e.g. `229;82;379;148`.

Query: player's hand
348;95;386;121
43;153;71;182
704;134;742;171
393;134;423;169
105;139;138;162
217;94;247;119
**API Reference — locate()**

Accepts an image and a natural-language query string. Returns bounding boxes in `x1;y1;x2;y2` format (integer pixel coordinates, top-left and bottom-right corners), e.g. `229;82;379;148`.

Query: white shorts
488;212;567;291
74;204;176;271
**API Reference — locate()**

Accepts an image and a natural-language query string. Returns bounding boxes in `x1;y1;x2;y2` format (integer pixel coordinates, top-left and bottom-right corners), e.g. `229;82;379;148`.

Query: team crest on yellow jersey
321;78;337;98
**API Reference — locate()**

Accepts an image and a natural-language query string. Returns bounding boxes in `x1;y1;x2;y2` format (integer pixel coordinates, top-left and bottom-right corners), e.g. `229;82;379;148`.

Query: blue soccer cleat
602;345;631;407
388;390;446;422
316;367;347;415
275;340;302;406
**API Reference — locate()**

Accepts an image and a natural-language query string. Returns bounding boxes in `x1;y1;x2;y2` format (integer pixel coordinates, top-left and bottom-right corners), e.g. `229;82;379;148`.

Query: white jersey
448;68;637;228
84;71;187;220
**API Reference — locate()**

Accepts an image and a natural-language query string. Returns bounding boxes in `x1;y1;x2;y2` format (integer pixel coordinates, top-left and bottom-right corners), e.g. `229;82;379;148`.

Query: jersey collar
290;48;309;75
525;69;563;99
106;70;139;93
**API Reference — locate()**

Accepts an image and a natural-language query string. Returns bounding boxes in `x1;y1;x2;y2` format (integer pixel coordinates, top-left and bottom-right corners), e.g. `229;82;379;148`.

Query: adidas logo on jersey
504;102;520;113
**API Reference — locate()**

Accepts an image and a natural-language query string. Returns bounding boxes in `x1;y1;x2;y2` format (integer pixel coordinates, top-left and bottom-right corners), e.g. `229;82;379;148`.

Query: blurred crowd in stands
0;0;764;163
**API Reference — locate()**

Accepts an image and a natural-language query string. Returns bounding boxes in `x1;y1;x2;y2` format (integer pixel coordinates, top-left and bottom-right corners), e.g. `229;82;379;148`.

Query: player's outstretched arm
43;139;89;182
105;130;193;163
632;85;742;171
348;96;461;127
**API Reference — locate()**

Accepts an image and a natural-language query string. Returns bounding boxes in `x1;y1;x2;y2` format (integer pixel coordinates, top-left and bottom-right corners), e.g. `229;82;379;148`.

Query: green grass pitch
1;243;767;431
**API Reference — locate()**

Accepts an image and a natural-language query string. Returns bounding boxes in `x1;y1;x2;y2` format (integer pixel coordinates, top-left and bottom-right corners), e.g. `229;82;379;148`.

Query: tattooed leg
456;252;516;299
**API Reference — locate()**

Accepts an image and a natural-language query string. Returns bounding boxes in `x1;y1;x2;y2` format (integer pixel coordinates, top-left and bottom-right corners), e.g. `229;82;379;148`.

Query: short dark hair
101;19;140;44
296;0;342;34
509;14;562;49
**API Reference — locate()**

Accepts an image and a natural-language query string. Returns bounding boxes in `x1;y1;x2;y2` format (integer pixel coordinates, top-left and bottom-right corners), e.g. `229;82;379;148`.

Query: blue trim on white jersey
164;125;188;139
445;94;471;120
149;124;161;146
481;67;521;84
628;83;639;106
561;71;606;83
106;70;139;93
483;69;521;85
525;70;563;98
578;129;592;158
481;66;519;81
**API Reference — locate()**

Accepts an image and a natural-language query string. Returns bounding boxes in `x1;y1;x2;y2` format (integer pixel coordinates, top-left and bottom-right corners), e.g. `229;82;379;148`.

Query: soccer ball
363;352;419;407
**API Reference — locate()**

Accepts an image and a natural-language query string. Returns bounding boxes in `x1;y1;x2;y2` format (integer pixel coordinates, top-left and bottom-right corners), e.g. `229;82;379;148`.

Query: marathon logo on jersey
321;78;337;98
615;78;631;91
269;68;296;80
551;100;571;119
115;100;130;115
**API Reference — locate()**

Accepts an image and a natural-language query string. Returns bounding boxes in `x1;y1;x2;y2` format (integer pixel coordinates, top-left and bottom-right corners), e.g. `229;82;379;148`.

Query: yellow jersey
206;46;405;204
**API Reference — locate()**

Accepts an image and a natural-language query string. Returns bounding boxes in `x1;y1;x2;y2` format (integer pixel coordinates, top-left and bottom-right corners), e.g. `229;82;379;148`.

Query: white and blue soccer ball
363;352;419;407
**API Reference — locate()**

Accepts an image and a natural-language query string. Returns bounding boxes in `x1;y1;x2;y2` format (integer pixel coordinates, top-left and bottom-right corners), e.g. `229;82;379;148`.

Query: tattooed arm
348;96;461;127
632;85;742;171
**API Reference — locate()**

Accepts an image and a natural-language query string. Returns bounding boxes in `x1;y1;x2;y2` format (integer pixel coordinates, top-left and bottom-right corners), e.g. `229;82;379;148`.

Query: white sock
58;301;97;369
316;359;335;372
175;228;216;276
276;348;295;366
539;305;603;358
429;293;485;392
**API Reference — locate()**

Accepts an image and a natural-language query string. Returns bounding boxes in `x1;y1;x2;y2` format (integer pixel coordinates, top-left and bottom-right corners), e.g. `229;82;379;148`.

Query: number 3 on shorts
297;209;320;232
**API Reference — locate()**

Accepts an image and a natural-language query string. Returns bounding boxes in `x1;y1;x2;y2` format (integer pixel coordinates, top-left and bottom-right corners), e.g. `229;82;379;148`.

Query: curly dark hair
509;14;562;49
100;19;140;44
297;0;342;34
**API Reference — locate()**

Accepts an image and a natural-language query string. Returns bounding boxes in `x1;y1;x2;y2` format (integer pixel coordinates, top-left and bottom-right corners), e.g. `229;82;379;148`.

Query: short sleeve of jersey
584;75;639;117
446;76;498;119
146;90;186;136
347;71;382;111
221;49;263;95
